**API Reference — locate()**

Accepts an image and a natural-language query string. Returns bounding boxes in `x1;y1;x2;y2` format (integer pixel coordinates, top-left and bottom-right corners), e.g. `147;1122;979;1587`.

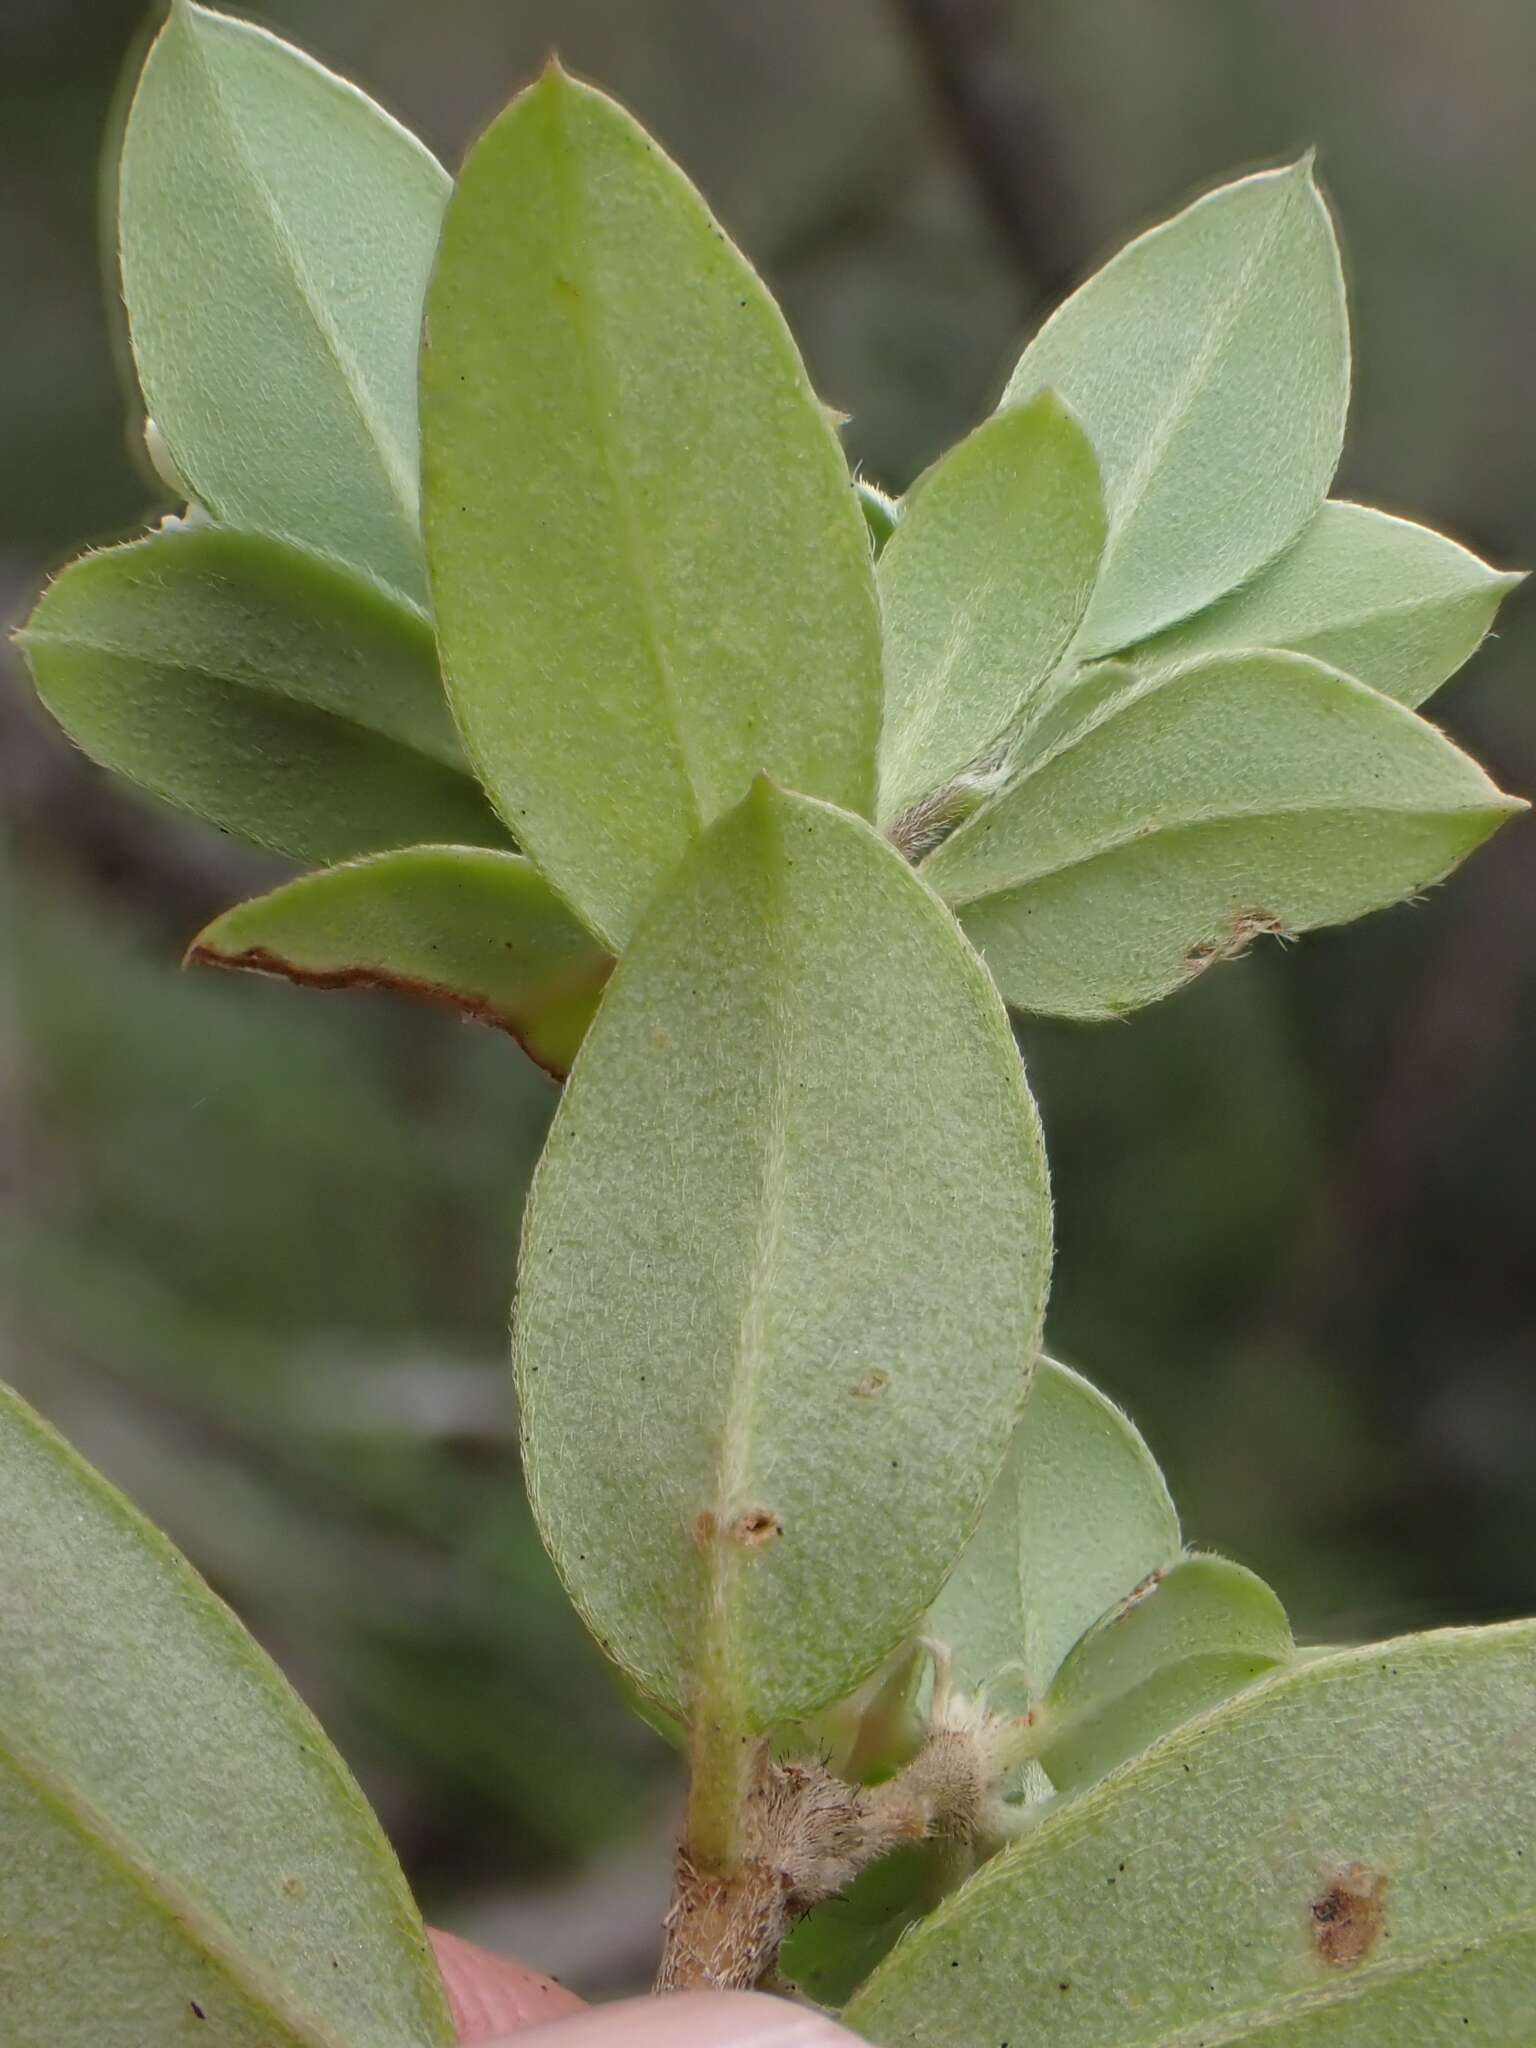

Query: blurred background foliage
2;0;1534;1994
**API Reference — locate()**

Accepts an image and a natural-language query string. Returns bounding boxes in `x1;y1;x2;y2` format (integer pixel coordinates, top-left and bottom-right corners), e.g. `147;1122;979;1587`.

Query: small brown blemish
1184;909;1287;978
189;2001;207;2021
1311;1863;1389;1967
282;1875;305;1898
852;1370;890;1399
731;1508;783;1549
692;1510;718;1548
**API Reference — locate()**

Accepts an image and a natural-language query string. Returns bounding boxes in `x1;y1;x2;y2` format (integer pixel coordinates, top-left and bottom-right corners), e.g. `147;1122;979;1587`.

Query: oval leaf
422;70;884;951
0;1380;453;2048
922;650;1522;1019
18;529;509;866
1129;499;1525;707
928;1356;1180;1712
119;2;449;599
516;782;1051;1731
1002;161;1349;657
847;1622;1536;2045
877;394;1106;823
189;847;611;1079
1039;1553;1294;1793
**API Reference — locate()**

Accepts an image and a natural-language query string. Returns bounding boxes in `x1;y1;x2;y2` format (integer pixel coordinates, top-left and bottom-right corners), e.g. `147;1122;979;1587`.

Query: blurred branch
888;0;1081;302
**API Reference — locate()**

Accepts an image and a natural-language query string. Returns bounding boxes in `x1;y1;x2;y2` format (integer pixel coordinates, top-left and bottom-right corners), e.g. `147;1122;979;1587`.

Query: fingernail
496;1988;859;2046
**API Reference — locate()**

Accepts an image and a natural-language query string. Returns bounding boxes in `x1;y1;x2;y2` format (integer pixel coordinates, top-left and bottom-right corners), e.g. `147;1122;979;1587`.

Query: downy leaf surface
877;395;1105;823
190;847;611;1079
1038;1552;1294;1793
927;1356;1181;1711
1129;500;1523;707
923;650;1521;1019
1002;161;1349;656
422;70;883;950
19;529;507;866
119;2;449;600
0;1380;454;2048
847;1623;1536;2046
515;783;1050;1730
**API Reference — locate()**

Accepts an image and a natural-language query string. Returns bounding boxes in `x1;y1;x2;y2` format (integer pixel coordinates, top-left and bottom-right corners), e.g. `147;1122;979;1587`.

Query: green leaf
18;528;509;866
421;69;883;951
782;1844;960;2010
922;650;1522;1020
188;847;611;1079
119;2;449;600
1002;161;1349;657
516;782;1051;1731
846;1622;1536;2045
876;395;1106;823
1039;1553;1294;1793
928;1357;1180;1712
1127;499;1525;707
0;1379;453;2048
857;478;902;555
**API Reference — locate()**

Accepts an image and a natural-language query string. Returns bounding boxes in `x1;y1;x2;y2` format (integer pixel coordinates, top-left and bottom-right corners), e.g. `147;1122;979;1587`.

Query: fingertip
493;1989;861;2045
429;1926;586;2039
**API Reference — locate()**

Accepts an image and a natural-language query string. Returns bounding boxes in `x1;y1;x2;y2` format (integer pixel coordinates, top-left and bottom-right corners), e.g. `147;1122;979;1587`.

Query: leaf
876;395;1106;823
781;1844;960;2009
845;1622;1536;2046
119;2;449;600
18;528;509;866
515;782;1051;1731
922;650;1523;1020
928;1357;1181;1713
1038;1553;1294;1793
0;1379;454;2048
421;69;883;951
1002;160;1349;657
857;478;902;556
1127;499;1525;708
188;847;612;1079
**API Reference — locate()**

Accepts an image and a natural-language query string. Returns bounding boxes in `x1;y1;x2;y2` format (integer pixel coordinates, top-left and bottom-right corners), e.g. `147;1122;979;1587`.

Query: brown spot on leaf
852;1370;890;1398
1184;909;1287;978
732;1508;783;1549
1311;1863;1389;1967
692;1510;718;1548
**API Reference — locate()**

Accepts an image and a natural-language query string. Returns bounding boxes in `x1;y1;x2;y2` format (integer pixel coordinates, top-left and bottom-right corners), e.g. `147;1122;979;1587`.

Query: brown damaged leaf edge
184;940;613;1082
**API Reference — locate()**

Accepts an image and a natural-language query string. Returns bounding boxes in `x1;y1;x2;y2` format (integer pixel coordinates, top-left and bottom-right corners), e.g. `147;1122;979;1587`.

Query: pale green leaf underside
516;784;1050;1730
189;847;611;1079
1129;500;1523;707
927;1357;1180;1711
1003;161;1349;657
119;2;448;601
923;650;1521;1019
1040;1553;1294;1792
876;393;1106;821
19;528;508;866
0;1381;453;2048
847;1622;1536;2046
422;70;883;951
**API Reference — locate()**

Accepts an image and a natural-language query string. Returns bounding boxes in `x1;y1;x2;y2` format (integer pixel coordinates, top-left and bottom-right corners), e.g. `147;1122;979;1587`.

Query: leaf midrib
178;18;422;559
1100;172;1303;573
18;622;464;771
698;829;793;1722
0;1731;349;2048
931;797;1502;910
546;91;708;840
1140;1907;1536;2046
